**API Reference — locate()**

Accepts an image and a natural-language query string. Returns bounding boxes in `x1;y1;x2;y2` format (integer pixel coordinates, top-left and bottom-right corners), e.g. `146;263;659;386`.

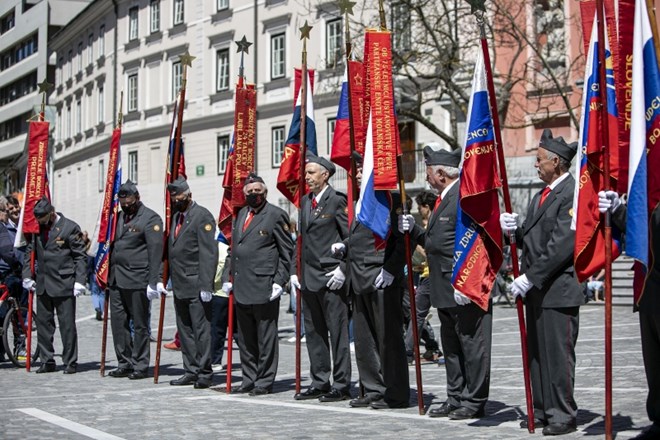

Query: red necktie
243;211;254;232
434;196;442;212
311;198;318;210
174;213;184;237
538;187;551;207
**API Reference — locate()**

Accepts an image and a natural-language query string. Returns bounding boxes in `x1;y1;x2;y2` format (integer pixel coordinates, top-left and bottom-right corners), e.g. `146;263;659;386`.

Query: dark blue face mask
246;193;265;209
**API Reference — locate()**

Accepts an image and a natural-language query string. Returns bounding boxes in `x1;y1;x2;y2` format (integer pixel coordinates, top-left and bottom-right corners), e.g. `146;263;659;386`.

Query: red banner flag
22;121;50;235
615;0;635;194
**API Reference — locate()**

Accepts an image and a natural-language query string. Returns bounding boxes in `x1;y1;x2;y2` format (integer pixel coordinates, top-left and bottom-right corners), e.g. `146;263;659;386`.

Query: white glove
146;285;160;300
598;190;621;213
221;282;232;294
325;267;346;290
398;214;415;233
200;291;213;302
510;274;533;299
157;282;168;296
22;278;36;291
73;282;86;297
453;290;471;306
290;274;301;292
331;242;346;258
270;283;283;302
374;268;395;289
499;212;519;232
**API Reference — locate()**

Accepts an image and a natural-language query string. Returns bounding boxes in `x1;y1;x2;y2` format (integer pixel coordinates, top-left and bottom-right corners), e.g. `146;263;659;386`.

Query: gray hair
545;150;572;173
0;196;7;211
243;181;268;194
430;164;459;179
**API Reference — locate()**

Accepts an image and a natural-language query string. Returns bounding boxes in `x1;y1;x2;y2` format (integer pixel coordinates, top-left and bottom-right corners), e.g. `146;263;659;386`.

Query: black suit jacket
23;214;87;297
109;203;163;290
231;202;293;305
168;202;218;299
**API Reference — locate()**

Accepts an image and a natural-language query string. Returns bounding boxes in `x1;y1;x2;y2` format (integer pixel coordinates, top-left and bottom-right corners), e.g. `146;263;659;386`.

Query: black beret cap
306;153;336;177
539;129;577;161
423;146;461;168
244;172;265;186
118;180;139;197
351;151;363;165
167;176;190;195
33;196;53;217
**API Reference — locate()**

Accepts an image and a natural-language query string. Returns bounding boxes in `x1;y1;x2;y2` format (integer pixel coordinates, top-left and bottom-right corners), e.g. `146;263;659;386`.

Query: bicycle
0;284;39;367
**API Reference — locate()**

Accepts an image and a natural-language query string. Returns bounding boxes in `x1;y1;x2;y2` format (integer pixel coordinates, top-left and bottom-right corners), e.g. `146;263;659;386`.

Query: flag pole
341;1;359;204
100;91;123;378
594;0;613;437
472;6;535;431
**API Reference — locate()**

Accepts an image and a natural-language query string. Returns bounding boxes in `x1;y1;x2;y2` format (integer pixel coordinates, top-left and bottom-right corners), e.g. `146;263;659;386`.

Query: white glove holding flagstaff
157;282;168;296
453;290;471;306
510;274;533;299
325;267;346;290
146;285;160;300
398;214;415;233
22;278;36;291
221;282;232;294
374;268;395;289
73;282;86;297
331;242;346;258
499;212;519;233
290;275;301;293
598;190;622;213
270;283;283;302
200;291;213;302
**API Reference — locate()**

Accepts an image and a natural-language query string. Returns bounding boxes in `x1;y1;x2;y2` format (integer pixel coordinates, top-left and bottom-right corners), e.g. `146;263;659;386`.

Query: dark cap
33;196;53;218
539;129;577;161
351;151;363;165
306;153;336;177
424;146;461;168
167;176;190;195
244;172;265;186
118;180;139;197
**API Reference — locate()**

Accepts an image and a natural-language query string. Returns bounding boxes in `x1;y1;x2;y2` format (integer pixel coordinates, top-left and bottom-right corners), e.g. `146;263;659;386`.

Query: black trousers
173;295;213;382
109;286;150;373
36;293;77;368
404;277;440;355
640;311;660;425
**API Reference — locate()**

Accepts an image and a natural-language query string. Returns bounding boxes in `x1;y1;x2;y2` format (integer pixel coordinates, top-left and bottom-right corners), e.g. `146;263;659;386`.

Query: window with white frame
77;42;83;72
173;0;184;25
150;0;160;33
99;25;105;56
98;159;105;192
66;105;71;139
57;109;62;142
76;100;82;134
128;151;138;183
272;126;285;166
326;18;342;69
391;3;412;53
57;57;63;85
327;118;336;155
127;73;138;112
270;33;285;80
217;135;230;174
98;86;104;123
129;7;139;41
216;49;229;92
87;34;94;65
217;0;229;11
172;61;182;99
67;50;73;78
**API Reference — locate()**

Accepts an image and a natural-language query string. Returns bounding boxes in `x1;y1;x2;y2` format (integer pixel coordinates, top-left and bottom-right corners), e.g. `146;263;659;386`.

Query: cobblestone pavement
0;295;651;439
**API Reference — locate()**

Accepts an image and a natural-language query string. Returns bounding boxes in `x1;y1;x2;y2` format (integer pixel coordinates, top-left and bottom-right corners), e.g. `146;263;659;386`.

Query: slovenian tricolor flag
627;0;660;305
450;53;503;311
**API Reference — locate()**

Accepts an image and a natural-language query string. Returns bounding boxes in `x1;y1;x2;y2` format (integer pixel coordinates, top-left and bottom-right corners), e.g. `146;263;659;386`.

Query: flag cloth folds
94;127;122;289
627;0;660;305
164;99;186;237
276;69;317;207
572;11;621;282
450;53;503;311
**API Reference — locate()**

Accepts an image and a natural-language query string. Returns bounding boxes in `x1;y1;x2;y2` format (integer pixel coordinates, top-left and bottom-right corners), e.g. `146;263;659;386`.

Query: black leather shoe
128;371;147;380
294;387;328;400
428;402;459;418
448;406;485;420
194;380;210;389
349;395;380;408
36;363;56;374
108;368;133;378
248;386;270;396
169;374;198;386
631;424;660;440
318;388;351;402
542;423;577;436
520;418;546;429
370;398;409;409
63;365;77;374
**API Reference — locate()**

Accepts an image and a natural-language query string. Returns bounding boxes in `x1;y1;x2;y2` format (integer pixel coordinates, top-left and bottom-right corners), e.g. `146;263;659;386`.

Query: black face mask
38;219;53;229
121;202;139;216
173;197;190;212
246;193;265;209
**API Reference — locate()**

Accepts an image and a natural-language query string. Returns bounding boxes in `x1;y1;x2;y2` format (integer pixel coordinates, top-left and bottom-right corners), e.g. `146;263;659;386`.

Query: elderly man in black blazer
292;154;351;402
401;146;493;420
500;129;581;436
167;177;219;389
107;181;163;380
22;197;87;374
229;173;293;396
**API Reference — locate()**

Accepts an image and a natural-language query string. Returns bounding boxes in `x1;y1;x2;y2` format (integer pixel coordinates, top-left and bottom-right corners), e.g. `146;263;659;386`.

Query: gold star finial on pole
299;20;313;40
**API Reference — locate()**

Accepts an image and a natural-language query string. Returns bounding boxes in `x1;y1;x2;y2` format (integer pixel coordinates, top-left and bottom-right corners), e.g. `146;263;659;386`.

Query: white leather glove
146;285;160;300
22;278;36;291
453;290;471;306
398;214;415;233
157;282;168;296
290;274;301;292
221;282;232;294
270;283;283;302
598;190;622;213
200;291;213;302
511;274;533;299
325;267;346;290
73;282;86;297
499;212;519;232
331;242;346;258
374;268;395;289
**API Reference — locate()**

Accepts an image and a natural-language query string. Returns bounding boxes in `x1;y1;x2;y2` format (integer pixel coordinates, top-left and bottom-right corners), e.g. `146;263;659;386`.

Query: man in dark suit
22;197;87;374
500;129;581;436
332;153;410;410
229;173;293;396
401;146;492;420
107;181;163;380
167;177;218;389
292;155;351;402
